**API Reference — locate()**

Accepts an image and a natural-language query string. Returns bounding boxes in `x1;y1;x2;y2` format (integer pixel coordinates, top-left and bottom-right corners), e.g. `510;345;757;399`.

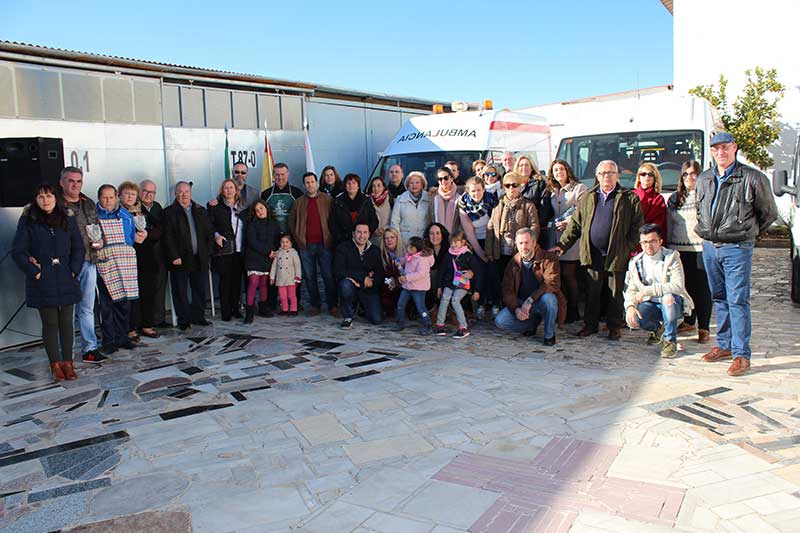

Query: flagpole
223;124;231;181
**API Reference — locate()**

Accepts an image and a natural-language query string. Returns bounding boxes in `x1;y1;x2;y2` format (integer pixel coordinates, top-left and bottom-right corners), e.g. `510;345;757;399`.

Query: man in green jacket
550;160;643;340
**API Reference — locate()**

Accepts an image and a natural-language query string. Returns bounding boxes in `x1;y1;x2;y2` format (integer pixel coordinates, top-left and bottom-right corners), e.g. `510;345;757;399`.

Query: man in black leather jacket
695;132;778;377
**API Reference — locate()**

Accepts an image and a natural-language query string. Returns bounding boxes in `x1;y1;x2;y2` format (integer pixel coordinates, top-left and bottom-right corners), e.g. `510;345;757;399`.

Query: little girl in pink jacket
394;236;435;334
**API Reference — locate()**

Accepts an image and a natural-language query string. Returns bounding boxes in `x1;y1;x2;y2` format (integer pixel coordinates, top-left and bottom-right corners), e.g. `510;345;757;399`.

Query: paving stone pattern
0;248;798;532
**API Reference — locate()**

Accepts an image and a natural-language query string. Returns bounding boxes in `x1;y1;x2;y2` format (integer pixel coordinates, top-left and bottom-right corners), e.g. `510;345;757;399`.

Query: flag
223;125;231;180
261;124;275;190
304;124;316;175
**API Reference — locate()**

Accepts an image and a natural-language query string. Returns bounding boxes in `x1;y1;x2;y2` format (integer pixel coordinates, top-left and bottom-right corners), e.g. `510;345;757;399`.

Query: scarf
485;180;501;199
409;191;423;206
371;189;389;207
458;191;496;222
434;186;458;231
342;192;366;214
498;196;523;236
448;244;469;257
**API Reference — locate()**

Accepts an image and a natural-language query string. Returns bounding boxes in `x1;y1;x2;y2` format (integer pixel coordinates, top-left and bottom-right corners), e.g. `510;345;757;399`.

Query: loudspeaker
0;137;64;208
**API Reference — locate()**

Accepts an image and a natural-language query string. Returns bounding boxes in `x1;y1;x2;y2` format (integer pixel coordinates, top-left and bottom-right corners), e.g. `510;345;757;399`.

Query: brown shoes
608;328;621;341
701;347;732;362
61;361;77;380
576;327;599;337
50;362;65;381
727;357;750;376
698;329;710;343
677;322;697;334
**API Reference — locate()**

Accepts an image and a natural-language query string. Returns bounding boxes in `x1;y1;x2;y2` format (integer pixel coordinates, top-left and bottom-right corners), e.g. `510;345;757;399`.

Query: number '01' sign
230;150;257;168
69;150;90;173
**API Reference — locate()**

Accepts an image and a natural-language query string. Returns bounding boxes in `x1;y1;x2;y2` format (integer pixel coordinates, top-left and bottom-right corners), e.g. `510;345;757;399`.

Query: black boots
244;305;255;324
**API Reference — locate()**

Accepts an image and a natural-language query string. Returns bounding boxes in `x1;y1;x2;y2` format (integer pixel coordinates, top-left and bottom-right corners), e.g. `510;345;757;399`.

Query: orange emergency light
432;104;444;114
483;100;493;110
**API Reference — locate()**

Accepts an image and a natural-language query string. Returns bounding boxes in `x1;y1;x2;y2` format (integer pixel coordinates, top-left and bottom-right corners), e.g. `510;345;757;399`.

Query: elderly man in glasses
550;160;643;340
624;223;694;358
695;132;778;376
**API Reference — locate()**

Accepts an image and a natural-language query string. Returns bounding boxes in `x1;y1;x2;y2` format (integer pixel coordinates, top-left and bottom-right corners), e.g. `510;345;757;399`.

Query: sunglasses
638;171;656;178
234;170;247;175
503;183;520;188
681;172;698;178
438;176;451;182
484;172;497;177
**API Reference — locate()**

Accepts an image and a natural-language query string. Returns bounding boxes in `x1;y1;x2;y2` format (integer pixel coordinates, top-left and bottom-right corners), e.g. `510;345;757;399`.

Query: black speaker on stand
0;137;65;207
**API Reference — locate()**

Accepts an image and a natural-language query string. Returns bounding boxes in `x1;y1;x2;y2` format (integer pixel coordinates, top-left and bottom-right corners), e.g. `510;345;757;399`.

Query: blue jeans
635;295;683;342
75;260;98;352
702;241;754;359
299;244;336;309
436;287;468;327
397;289;430;327
494;293;557;338
338;279;382;324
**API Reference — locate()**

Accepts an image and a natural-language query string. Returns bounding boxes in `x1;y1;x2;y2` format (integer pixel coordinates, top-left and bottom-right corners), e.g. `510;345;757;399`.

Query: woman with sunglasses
667;160;711;343
428;166;464;234
633;163;667;244
485;171;539;315
482;164;503;201
547;160;588;323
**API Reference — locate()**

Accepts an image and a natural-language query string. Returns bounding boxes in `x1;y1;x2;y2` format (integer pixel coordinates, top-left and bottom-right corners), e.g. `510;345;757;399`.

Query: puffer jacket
12;209;85;308
390;191;431;243
400;251;434;291
695;162;778;243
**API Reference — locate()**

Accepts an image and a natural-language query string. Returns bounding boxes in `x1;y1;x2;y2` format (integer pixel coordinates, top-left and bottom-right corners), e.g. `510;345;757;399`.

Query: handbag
452;259;471;290
213;210;240;256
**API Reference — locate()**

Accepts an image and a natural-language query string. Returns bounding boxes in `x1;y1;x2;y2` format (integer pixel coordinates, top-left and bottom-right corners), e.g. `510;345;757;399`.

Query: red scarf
371;189;389;207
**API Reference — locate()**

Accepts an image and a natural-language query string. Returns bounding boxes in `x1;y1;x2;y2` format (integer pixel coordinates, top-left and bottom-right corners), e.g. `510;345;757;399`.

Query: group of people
13;131;777;382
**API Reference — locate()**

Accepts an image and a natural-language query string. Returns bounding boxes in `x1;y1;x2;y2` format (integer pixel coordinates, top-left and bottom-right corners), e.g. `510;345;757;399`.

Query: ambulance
773;133;800;304
369;103;551;184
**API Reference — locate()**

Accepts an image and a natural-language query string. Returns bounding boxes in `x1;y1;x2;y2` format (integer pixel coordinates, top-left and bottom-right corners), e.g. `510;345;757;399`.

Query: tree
689;67;785;169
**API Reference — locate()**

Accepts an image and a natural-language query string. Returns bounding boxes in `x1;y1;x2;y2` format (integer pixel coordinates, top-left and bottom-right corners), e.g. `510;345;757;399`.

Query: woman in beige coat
484;171;539;276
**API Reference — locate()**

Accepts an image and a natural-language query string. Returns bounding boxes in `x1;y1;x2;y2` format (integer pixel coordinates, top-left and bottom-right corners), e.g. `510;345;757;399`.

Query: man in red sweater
288;172;337;316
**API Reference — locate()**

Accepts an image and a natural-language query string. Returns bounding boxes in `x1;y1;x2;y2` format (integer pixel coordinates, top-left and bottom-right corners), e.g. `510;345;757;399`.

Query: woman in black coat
208;179;246;321
12;183;85;381
330;174;379;245
243;200;280;322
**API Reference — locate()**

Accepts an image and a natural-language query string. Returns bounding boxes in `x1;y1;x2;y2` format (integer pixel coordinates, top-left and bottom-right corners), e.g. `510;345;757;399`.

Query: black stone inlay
5;383;61;399
676;405;734;426
97;390;110;408
6;368;37;381
334;370;380;382
271;360;294;370
0;489;25;499
238;385;271;393
347;357;391;369
741;405;787;428
286;356;309;365
0;431;129;468
53;389;101;406
231;392;246;401
136;361;183;373
159;403;233;421
28;477;111;503
0;448;25;459
367;349;400;356
696;387;732;397
318;355;338;362
302;339;344;350
167;388;199;399
223;354;259;364
692;402;734;418
180;366;203;375
656;408;715;430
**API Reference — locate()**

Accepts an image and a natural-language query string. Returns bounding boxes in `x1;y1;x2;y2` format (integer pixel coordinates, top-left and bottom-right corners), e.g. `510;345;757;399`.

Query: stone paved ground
0;248;798;533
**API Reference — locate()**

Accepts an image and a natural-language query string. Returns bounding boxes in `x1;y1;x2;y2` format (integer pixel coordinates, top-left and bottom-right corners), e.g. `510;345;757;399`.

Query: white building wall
672;0;800;170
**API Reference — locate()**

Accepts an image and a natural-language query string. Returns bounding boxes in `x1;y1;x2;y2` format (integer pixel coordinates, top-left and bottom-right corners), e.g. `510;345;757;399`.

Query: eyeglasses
484;172;497;177
503;183;520;188
233;170;247;175
638;171;656;178
141;189;156;194
597;171;618;177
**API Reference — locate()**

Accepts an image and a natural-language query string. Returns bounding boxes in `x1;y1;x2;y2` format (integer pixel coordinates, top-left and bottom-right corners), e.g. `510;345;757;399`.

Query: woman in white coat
390;171;431;243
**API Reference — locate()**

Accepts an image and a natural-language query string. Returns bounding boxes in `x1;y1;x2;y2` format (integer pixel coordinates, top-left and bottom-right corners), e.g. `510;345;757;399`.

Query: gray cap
710;132;736;146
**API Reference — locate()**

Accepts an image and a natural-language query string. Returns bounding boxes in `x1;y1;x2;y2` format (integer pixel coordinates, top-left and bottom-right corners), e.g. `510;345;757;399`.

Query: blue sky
2;0;674;109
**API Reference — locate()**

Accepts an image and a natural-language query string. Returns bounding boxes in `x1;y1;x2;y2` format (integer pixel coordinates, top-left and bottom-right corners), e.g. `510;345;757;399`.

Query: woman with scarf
485;171;539;273
457;176;497;318
547;160;588;323
95;184;146;355
427;166;463;234
367;176;393;247
482;163;503;202
331;173;379;245
390;171;431;243
634;163;667;243
379;227;404;316
320;165;344;197
208;179;246;322
517;155;555;246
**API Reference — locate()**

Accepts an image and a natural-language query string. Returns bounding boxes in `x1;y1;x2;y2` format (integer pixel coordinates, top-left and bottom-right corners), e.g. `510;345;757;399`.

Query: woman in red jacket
634;163;667;240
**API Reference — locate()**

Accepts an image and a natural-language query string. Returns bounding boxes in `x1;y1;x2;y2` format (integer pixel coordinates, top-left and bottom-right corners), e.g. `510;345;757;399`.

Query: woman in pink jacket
393;236;435;335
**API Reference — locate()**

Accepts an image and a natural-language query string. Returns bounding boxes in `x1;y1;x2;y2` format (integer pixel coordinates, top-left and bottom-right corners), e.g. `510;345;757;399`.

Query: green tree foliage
689;67;785;169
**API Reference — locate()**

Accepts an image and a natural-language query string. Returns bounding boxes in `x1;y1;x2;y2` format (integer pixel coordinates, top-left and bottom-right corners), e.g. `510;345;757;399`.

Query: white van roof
383;109;550;156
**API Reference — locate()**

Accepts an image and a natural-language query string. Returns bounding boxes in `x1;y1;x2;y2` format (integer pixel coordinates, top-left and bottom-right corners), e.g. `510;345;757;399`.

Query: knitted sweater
666;190;703;252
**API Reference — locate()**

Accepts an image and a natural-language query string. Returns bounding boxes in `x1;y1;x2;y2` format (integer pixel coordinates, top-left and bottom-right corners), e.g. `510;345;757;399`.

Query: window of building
15;67;62;119
62;72;103;122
